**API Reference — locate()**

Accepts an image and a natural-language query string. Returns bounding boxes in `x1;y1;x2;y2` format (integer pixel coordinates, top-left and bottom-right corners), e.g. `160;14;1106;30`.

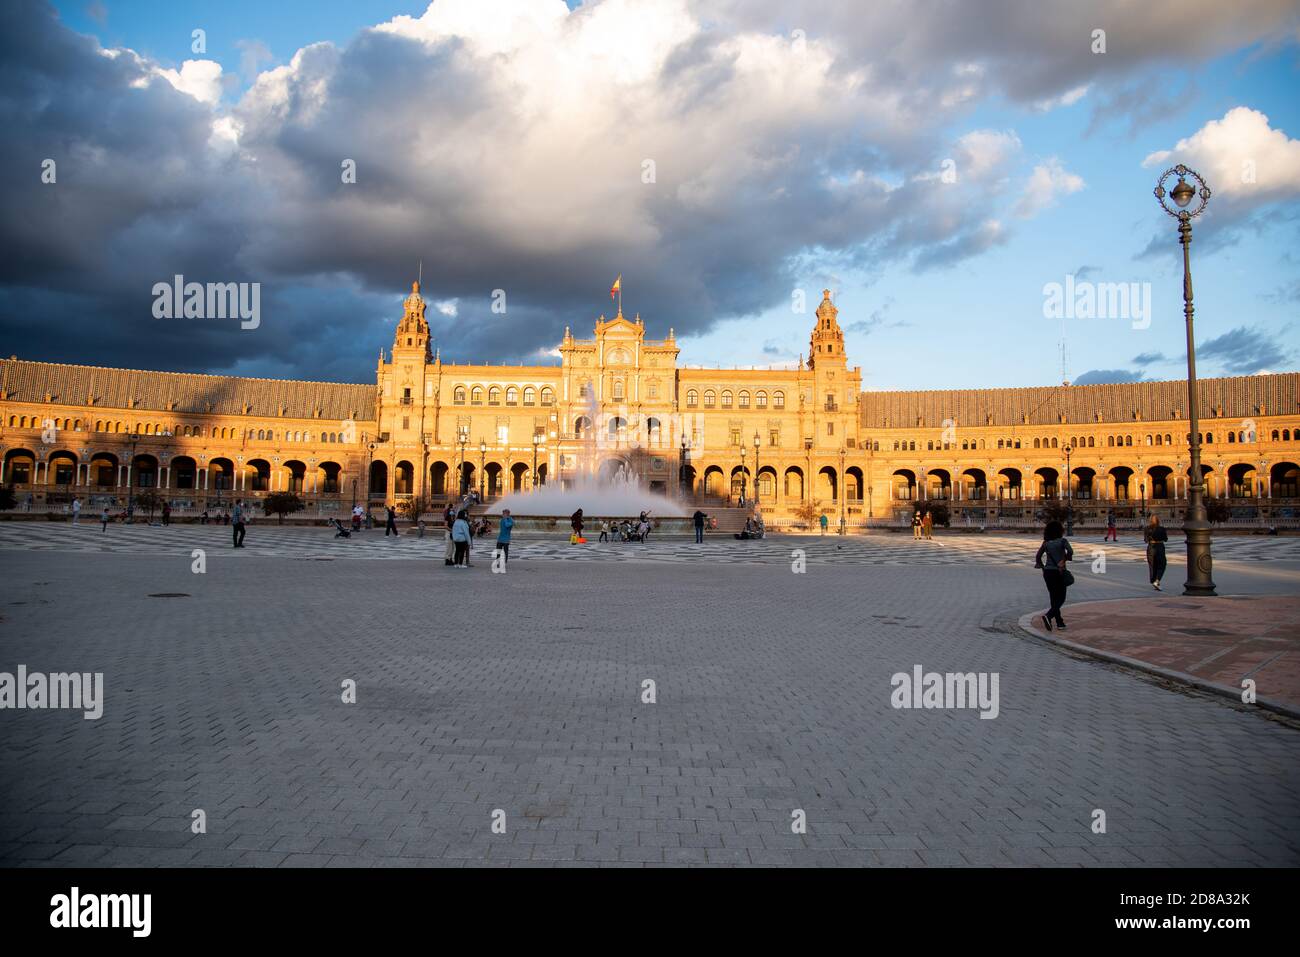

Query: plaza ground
1;524;1297;867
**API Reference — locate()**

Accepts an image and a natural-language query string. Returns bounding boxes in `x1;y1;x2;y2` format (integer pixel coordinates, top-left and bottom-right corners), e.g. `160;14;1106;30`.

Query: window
497;425;508;444
1107;436;1114;447
756;391;768;409
769;430;780;447
773;391;785;409
827;422;834;436
739;391;750;409
506;387;519;405
472;387;484;405
523;387;536;406
1125;435;1132;446
454;387;467;405
578;381;590;399
488;387;501;405
541;388;555;406
721;391;733;408
730;429;741;446
1155;434;1163;446
402;417;409;430
648;382;658;399
612;380;625;400
704;390;716;408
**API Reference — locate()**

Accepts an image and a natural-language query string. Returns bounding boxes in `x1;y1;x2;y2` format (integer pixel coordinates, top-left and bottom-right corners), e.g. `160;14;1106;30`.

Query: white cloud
1033;84;1090;112
1143;107;1300;211
434;298;459;318
154;59;224;106
1015;158;1085;218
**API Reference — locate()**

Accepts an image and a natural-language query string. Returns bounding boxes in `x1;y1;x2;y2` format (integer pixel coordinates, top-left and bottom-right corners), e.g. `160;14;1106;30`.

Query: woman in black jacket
1033;520;1074;631
1144;514;1169;590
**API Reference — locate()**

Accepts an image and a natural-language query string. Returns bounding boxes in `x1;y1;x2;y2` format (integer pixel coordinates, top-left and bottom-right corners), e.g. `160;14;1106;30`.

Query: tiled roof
859;374;1300;429
0;359;375;421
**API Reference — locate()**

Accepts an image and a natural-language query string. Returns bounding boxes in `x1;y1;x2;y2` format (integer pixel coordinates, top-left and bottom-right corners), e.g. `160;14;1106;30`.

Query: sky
3;0;1298;391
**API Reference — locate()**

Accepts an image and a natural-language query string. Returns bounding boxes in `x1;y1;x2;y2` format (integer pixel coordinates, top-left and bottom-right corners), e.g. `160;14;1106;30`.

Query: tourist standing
452;509;471;567
201;509;209;525
819;513;829;536
71;497;81;525
570;508;584;542
693;509;706;544
496;508;514;564
232;499;246;548
1034;520;1074;631
922;511;934;540
100;507;109;532
1144;514;1168;590
385;505;398;537
912;511;922;540
161;501;171;526
598;520;610;543
1105;509;1117;542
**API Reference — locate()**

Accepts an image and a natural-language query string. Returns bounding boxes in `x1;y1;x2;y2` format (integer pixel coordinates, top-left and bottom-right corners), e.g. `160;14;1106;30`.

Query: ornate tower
808;289;846;369
393;280;432;362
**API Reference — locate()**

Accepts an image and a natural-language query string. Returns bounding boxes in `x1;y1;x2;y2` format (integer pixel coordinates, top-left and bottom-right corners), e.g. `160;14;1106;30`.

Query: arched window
471;387;484;405
488;387;501;405
1087;436;1094;447
773;391;785;409
721;390;733;408
506;387;519;405
1051;438;1058;448
541;388;555;406
523;387;536;405
686;390;698;408
1227;431;1235;443
612;380;625;400
704;390;716;408
739;391;750;409
1165;434;1172;445
578;381;591;399
756;391;767;409
1155;434;1162;446
1033;438;1041;449
1125;435;1132;446
1206;432;1214;444
1284;429;1292;441
454;387;466;405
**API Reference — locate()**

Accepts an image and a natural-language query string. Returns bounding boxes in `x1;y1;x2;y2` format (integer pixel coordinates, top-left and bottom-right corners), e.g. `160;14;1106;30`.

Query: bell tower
808;289;846;370
393;280;432;362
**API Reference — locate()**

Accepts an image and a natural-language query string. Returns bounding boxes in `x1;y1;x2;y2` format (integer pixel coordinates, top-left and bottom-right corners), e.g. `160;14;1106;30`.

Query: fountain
486;460;691;534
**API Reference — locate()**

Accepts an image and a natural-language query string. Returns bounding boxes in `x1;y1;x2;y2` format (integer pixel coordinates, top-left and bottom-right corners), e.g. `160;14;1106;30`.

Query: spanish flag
609;275;621;300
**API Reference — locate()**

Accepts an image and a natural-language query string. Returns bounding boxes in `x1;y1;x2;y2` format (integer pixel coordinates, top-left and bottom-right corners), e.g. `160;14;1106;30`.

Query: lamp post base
1182;518;1217;597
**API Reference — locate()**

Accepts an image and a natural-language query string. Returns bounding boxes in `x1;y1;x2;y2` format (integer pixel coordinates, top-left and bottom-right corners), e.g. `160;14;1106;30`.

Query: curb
1013;605;1300;722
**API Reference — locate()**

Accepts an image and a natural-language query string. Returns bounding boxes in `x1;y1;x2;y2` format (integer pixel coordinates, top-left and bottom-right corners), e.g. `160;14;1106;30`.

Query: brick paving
0;526;1298;867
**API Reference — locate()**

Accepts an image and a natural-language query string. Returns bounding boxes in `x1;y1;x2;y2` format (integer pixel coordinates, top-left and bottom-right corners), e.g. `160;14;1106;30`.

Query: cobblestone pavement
3;520;1300;566
1;528;1297;867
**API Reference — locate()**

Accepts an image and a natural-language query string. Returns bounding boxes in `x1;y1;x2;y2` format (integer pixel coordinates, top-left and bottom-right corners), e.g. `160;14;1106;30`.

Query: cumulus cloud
1073;368;1146;385
1197;325;1290;375
1015;158;1085;218
2;0;1297;380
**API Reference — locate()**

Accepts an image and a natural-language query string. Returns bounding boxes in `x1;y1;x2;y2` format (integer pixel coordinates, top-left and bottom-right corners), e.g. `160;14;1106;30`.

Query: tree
262;492;304;525
0;486;14;511
134;489;163;522
1034;501;1072;525
792;499;822;528
398;494;431;525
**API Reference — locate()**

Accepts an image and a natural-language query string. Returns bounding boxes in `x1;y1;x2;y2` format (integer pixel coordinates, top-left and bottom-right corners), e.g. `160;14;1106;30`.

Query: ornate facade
2;281;1298;523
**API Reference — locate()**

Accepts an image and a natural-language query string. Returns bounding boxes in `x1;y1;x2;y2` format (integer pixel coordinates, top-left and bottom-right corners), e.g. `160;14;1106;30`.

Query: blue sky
12;0;1300;389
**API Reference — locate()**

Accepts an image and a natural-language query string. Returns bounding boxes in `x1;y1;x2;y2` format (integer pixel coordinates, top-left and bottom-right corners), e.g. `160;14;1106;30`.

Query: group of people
911;511;935;539
1035;513;1172;630
443;503;511;567
595;511;654;543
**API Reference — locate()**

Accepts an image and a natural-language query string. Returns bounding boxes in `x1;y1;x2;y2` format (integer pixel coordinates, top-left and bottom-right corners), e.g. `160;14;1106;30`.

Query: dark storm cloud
1132;351;1166;366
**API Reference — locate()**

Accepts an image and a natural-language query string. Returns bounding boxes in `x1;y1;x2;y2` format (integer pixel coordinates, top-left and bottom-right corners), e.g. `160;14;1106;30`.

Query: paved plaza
1;524;1298;867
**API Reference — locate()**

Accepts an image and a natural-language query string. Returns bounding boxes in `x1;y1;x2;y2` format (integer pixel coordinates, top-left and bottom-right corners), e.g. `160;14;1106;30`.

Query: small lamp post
739;444;747;504
752;431;761;505
1154;163;1216;596
679;435;689;496
839;446;847;535
478;440;487;499
532;433;543;489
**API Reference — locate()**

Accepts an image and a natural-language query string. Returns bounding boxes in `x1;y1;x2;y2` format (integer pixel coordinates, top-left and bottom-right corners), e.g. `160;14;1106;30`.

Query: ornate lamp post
1064;443;1074;534
478;439;487;499
679;435;689;496
839;446;847;534
126;431;141;519
532;433;543;489
752;431;761;505
739;444;747;504
457;430;468;496
1155;164;1215;595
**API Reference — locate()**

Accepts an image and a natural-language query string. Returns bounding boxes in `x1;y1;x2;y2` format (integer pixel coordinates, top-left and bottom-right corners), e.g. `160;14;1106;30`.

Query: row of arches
685;389;786;410
452;386;556;407
887;463;1300;501
1;449;345;494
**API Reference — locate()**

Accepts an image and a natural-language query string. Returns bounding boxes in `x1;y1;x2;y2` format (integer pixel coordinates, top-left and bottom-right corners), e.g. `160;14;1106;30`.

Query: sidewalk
1018;595;1300;718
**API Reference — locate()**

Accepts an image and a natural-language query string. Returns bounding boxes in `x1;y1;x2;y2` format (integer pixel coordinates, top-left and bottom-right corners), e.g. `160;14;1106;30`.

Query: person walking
71;497;81;525
1144;514;1169;590
1105;509;1117;542
922;511;934;540
570;508;584;543
161;501;171;526
100;507;110;532
819;513;829;536
385;505;398;537
693;509;706;544
451;509;471;567
496;508;515;564
232;499;247;548
598;520;610;543
1034;519;1074;631
912;511;922;540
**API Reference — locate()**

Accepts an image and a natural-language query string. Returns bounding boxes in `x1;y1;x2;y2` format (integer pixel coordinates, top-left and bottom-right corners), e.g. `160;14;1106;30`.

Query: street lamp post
1064;443;1074;534
457;430;467;497
1155;163;1216;595
532;433;543;489
739;445;747;505
478;440;487;499
1140;481;1146;520
126;431;140;520
679;436;689;496
752;431;761;506
839;446;847;535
